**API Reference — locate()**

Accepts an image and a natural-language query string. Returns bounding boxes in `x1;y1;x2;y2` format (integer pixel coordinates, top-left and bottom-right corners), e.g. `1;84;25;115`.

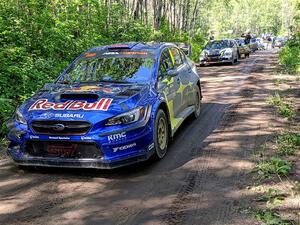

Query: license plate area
25;141;103;159
47;144;77;157
208;57;219;62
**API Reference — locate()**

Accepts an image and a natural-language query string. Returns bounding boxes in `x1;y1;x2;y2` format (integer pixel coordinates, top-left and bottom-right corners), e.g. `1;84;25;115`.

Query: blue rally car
7;42;202;169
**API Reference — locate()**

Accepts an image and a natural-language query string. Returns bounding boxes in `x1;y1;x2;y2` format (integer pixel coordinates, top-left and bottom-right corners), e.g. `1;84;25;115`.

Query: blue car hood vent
59;93;99;101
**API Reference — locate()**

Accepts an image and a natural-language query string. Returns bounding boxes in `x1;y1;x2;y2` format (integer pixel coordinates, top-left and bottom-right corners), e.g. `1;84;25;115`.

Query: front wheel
153;109;169;159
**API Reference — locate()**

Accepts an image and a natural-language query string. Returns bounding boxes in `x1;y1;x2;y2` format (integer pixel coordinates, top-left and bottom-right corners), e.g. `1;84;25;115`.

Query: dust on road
0;50;279;225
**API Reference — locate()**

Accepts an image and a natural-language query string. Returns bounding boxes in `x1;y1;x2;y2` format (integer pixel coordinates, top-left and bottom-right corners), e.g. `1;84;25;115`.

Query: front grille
25;141;103;159
31;120;92;135
208;57;220;62
208;54;220;57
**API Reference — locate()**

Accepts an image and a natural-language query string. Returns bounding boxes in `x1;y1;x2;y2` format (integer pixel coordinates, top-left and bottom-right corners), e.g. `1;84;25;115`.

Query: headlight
200;51;207;57
105;106;148;126
15;109;27;125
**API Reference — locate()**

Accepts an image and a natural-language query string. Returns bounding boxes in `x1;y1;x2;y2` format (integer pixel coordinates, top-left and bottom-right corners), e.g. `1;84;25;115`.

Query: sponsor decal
55;113;84;119
85;52;96;58
47;144;77;157
67;85;113;93
122;51;148;55
48;136;70;140
112;143;136;152
108;132;126;142
29;135;39;139
29;99;113;111
148;143;154;151
103;52;120;55
109;44;129;48
81;136;92;140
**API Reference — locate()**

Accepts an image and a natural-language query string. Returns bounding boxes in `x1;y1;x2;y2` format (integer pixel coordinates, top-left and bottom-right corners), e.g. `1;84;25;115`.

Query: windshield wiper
57;81;71;85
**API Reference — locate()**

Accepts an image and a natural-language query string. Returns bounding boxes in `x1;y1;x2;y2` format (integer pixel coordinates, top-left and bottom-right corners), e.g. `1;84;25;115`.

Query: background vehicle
256;38;266;50
235;39;251;58
175;42;192;57
199;39;239;66
6;42;202;169
275;37;288;48
249;38;259;52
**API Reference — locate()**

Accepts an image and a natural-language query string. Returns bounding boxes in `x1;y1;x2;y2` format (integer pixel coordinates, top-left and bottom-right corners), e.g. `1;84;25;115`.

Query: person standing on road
272;36;276;48
267;36;272;50
244;32;251;45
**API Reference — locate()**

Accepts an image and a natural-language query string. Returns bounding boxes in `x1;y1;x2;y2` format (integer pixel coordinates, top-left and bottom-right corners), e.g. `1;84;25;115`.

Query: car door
169;47;192;112
157;48;182;119
179;48;196;107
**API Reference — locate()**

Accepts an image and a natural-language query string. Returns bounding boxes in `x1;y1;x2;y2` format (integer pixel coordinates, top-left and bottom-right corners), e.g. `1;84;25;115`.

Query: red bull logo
29;99;113;111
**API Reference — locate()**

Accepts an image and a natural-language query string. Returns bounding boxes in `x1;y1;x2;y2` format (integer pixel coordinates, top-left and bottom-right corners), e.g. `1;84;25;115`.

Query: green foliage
267;92;296;119
257;188;286;207
256;209;293;225
0;1;206;138
276;133;300;156
279;33;300;74
255;157;291;178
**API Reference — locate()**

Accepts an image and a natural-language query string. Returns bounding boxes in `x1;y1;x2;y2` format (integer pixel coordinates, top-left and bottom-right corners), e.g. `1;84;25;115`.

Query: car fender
151;97;173;138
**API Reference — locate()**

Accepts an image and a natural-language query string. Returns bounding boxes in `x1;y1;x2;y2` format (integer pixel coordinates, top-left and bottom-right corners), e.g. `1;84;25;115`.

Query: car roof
86;42;177;55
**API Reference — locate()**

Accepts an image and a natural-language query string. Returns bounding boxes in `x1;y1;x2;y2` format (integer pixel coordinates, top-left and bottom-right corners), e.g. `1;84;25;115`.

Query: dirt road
0;50;280;225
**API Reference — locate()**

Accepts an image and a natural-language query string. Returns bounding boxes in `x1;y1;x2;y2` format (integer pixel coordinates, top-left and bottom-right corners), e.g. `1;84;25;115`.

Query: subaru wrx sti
7;42;202;169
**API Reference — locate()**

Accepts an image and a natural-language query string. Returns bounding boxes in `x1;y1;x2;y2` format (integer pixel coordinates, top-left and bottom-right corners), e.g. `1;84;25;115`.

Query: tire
153;109;169;159
231;57;235;65
193;85;202;119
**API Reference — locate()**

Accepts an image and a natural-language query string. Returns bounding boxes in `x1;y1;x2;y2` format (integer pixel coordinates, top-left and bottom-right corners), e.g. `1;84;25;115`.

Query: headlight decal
15;109;27;125
105;105;151;126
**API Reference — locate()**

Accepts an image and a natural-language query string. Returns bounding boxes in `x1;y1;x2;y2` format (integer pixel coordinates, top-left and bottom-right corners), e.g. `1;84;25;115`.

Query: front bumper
7;122;155;169
200;56;233;65
7;145;154;169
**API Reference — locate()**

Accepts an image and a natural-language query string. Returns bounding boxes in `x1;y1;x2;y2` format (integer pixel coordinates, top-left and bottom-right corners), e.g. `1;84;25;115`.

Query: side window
170;47;183;68
179;50;186;62
158;49;173;79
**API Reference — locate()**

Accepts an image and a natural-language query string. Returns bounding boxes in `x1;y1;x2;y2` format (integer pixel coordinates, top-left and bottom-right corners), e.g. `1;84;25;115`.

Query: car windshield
205;40;229;50
57;51;155;84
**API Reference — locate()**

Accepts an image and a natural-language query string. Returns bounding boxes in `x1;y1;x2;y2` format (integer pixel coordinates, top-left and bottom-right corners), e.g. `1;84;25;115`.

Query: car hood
18;83;151;123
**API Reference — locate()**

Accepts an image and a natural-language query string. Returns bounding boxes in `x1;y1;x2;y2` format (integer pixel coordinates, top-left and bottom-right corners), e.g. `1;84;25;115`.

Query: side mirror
167;69;179;77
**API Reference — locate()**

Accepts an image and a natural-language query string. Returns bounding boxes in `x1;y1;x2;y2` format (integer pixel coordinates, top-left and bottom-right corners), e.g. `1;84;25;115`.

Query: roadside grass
267;91;296;119
256;188;286;207
253;70;300;225
255;208;293;225
276;133;300;156
255;157;291;179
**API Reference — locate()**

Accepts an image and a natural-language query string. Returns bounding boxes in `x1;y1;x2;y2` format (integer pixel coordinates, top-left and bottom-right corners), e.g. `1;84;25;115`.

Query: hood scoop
59;93;99;101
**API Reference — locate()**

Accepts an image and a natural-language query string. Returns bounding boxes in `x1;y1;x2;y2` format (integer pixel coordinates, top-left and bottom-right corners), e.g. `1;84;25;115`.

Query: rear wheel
153;109;169;159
